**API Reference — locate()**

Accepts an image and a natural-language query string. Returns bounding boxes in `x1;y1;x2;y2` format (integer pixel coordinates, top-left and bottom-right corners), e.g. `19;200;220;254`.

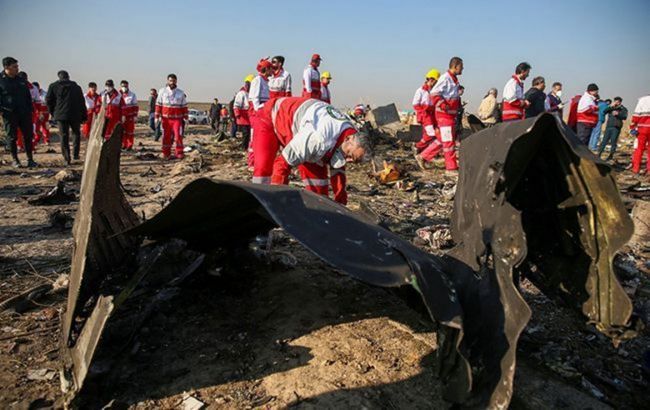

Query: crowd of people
413;58;649;175
1;53;649;206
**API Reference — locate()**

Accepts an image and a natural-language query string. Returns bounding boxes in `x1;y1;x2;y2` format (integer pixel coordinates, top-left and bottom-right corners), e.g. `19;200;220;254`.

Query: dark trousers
598;127;621;159
210;117;220;130
2;113;33;161
238;124;251;150
576;123;594;145
58;120;81;163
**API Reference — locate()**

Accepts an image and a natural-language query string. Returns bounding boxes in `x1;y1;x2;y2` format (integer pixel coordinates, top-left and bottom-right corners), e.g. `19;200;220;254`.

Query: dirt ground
0;122;648;409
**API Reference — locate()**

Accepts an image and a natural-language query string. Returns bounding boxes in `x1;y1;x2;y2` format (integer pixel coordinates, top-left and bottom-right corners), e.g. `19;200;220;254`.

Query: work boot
27;159;38;168
414;153;426;171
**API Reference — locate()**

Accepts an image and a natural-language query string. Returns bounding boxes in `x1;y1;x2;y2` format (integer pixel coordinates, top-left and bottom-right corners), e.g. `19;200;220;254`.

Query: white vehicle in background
187;109;208;125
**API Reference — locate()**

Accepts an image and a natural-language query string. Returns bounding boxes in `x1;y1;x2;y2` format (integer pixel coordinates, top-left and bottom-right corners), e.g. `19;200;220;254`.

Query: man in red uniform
33;82;50;145
119;80;138;150
234;75;253;151
430;57;464;171
502;62;531;122
269;56;292;98
15;72;39;151
302;54;322;99
630;94;650;174
412;68;440;170
155;73;188;159
82;82;101;138
576;83;600;145
252;97;371;205
101;79;122;139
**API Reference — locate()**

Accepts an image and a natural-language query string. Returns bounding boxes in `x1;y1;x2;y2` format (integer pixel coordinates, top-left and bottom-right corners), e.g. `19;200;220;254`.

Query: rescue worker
502;62;531;122
233;75;253;150
33;82;50;145
119;80;138;150
320;71;332;104
252;96;371;205
576;83;600;145
302;54;322;99
155;73;188;159
269;56;292;98
630;94;650;175
0;56;37;167
82;82;101;139
430;57;464;171
567;94;581;132
412;68;441;170
101;79;122;139
15;72;39;151
249;59;272;168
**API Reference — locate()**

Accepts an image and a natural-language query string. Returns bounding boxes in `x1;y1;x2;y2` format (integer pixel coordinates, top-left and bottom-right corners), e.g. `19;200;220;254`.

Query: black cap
587;83;599;92
105;79;114;86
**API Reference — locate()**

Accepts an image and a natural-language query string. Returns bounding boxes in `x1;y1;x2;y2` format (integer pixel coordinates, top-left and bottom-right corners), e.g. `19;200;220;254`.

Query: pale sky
1;0;649;112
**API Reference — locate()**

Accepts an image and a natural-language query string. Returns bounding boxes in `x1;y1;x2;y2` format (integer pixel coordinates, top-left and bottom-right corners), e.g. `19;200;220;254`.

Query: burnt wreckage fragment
61;113;637;408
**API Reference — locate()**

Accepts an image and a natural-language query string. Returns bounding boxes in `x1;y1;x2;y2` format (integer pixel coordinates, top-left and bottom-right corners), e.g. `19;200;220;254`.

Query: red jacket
567;95;581;130
576;92;599;126
631;95;650;135
502;75;526;121
155;86;188;120
430;70;461;127
302;64;321;99
102;89;123;120
412;83;435;127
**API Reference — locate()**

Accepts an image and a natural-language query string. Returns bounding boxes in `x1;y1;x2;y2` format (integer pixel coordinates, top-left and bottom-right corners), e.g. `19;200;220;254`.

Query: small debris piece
140;167;157;177
54;169;81;182
27;181;76;205
415;225;454;250
181;393;205;410
27;368;57;381
48;209;74;231
135;152;158;161
375;161;401;185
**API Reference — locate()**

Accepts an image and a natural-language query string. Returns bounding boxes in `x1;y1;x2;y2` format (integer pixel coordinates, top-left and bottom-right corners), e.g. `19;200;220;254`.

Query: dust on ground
0;123;648;409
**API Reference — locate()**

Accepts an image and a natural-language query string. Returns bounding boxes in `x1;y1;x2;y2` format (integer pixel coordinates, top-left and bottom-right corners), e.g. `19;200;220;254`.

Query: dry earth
0;122;648;409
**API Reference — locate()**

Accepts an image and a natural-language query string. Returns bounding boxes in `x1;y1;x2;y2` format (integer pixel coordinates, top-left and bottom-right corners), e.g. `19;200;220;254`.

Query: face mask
556;90;562;97
121;86;128;92
106;87;114;92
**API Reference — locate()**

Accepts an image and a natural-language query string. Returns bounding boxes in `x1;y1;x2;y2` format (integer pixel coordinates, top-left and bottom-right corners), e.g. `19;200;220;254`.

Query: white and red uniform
631;95;650;174
576;92;599;127
502;75;526;122
233;87;251;126
252;97;355;204
302;64;321;99
269;69;292;98
120;89;138;149
155;85;188;158
320;82;331;104
430;71;461;170
17;82;41;150
82;92;101;138
102;89;123;139
35;89;50;144
249;75;270;112
412;83;438;155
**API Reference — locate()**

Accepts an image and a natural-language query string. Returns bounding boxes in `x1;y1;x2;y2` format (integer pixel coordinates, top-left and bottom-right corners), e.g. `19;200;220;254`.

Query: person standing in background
0;56;37;167
46;70;86;164
320;71;332;104
576;83;600;145
148;88;159;137
502;62;531;122
82;82;101;139
119;80;138;150
33;82;50;145
589;97;611;150
302;54;322;99
547;82;564;118
524;76;547;118
597;97;627;160
234;75;253;151
209;97;222;131
455;85;465;137
269;56;292;98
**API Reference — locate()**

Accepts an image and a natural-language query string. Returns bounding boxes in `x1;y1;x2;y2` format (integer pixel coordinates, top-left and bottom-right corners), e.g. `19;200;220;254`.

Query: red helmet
257;58;272;73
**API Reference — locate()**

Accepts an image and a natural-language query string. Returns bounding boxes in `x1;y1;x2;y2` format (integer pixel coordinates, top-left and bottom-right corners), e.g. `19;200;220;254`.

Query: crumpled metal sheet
62;112;636;408
61;109;141;396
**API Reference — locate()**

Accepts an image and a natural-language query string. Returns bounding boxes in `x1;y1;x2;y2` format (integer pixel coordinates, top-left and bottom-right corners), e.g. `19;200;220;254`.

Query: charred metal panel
62;110;141;395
